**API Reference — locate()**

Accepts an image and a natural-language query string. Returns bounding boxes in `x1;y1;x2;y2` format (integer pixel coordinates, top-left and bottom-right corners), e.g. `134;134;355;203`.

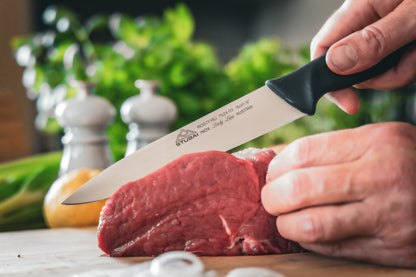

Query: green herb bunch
12;4;233;160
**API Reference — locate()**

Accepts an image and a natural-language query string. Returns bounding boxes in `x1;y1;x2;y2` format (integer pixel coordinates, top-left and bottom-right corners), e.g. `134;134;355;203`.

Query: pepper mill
121;80;177;156
55;81;116;176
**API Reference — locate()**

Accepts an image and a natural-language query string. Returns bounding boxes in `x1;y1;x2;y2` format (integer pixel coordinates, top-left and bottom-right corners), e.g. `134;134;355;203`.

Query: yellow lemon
43;168;107;228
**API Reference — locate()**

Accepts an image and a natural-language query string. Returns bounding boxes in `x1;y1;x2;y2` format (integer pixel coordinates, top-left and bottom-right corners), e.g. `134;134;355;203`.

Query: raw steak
98;148;302;257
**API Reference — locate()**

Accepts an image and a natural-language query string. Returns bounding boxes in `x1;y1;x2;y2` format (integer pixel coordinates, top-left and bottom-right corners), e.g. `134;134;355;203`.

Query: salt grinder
121;80;177;156
55;82;116;176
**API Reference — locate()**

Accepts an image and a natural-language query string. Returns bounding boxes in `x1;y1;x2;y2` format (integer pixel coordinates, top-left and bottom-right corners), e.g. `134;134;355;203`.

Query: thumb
326;1;416;75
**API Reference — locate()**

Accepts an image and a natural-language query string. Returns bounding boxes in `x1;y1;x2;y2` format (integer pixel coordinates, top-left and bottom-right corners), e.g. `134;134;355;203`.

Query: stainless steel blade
63;86;305;204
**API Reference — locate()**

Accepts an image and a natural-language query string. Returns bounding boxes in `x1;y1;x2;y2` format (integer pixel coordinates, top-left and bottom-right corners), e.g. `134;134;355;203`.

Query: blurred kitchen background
1;0;415;163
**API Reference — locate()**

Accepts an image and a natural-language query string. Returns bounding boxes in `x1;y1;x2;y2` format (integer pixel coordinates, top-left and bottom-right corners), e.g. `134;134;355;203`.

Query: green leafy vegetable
0;152;61;231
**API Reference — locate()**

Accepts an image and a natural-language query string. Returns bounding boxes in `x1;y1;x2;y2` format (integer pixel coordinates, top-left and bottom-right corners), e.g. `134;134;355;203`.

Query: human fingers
267;122;416;268
353;43;416;90
322;44;416;112
310;0;390;59
324;88;360;115
300;237;416;268
263;123;413;215
311;0;414;113
266;122;416;183
275;202;373;243
323;43;416;112
266;127;369;182
262;162;365;216
326;0;416;75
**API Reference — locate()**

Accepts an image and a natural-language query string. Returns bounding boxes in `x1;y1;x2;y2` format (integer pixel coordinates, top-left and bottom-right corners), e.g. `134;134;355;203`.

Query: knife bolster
265;55;329;116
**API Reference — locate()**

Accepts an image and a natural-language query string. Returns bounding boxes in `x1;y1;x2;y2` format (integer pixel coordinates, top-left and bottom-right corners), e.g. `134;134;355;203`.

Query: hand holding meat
311;0;416;114
262;122;416;267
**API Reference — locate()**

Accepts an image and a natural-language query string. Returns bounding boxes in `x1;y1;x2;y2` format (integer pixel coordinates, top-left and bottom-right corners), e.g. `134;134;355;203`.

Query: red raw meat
98;148;302;257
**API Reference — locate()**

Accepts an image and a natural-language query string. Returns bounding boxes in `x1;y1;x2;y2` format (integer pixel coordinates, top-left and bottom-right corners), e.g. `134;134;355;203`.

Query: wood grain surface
1;228;415;277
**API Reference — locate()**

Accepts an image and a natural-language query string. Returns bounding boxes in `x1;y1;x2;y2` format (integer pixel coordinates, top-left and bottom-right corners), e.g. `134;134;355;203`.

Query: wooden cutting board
0;227;415;276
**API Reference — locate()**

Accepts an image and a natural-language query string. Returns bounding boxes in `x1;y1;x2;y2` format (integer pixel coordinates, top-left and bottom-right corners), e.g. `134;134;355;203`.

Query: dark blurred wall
32;0;343;62
32;0;267;62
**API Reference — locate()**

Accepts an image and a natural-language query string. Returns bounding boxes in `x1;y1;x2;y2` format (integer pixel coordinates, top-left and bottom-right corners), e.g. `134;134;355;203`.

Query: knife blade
63;42;412;205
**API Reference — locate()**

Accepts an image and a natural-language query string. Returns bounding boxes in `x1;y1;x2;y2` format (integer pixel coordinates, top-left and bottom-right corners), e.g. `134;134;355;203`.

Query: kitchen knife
63;42;413;205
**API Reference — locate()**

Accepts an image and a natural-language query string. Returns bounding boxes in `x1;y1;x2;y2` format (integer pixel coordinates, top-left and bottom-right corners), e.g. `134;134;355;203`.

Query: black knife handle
266;41;414;115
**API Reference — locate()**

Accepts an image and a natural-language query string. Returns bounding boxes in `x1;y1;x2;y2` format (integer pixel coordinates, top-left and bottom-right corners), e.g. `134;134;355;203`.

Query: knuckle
272;170;312;214
360;25;389;56
376;122;415;144
387;122;415;140
287;170;310;206
290;137;313;167
300;213;325;243
366;122;416;189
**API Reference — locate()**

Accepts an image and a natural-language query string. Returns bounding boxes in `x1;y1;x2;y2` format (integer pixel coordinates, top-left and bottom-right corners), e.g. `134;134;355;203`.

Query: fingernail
324;92;348;113
324;92;339;105
329;45;357;71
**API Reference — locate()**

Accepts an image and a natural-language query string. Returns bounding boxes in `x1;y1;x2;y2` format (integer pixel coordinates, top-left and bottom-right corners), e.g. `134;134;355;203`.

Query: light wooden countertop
1;227;415;277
